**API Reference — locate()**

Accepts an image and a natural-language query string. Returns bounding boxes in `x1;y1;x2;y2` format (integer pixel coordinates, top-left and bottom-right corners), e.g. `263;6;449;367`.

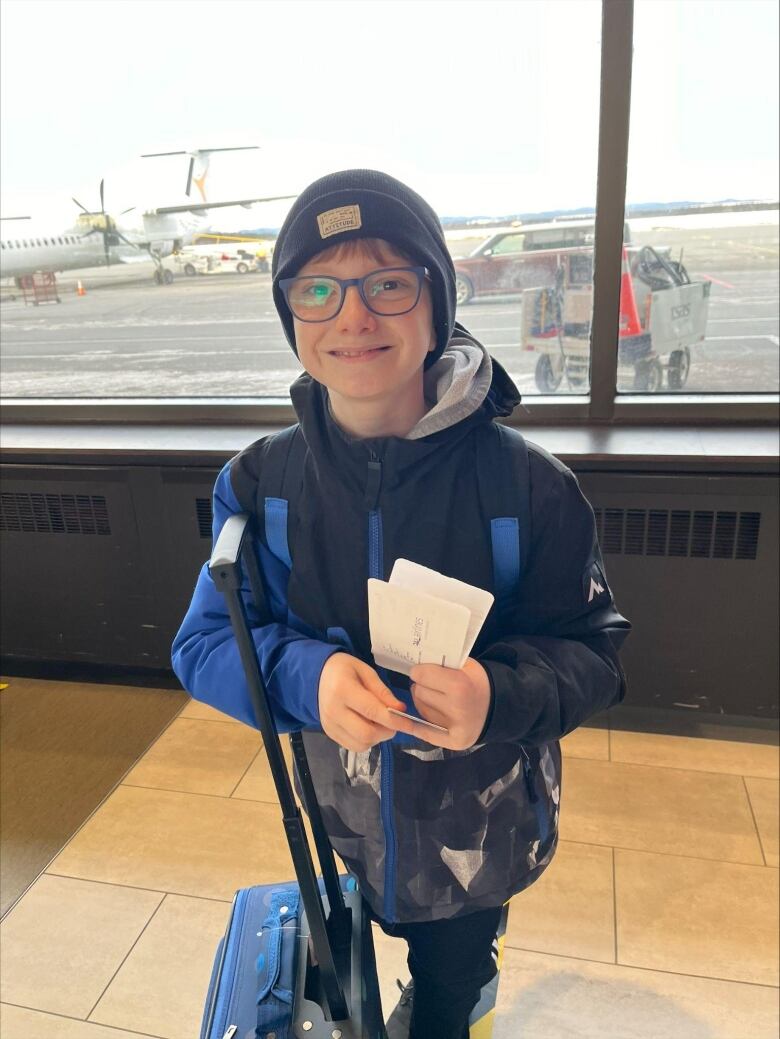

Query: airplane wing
148;194;296;216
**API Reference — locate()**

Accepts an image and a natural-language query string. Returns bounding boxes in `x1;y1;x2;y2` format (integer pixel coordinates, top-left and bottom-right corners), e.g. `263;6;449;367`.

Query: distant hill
231;199;778;240
438;199;779;230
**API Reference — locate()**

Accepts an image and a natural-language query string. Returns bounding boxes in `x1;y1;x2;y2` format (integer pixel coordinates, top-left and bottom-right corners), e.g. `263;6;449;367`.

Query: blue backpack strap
261;424;315;634
262;424;306;568
477;423;531;617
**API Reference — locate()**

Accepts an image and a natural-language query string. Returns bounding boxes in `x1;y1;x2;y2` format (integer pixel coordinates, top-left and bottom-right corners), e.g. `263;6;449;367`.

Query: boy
172;169;630;1039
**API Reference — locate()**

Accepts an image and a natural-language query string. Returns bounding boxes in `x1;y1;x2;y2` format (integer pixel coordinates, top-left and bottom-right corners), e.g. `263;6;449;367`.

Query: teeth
332;348;383;357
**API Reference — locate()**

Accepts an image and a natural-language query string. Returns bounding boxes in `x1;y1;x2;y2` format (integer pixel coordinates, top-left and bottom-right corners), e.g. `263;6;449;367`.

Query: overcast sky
1;0;777;230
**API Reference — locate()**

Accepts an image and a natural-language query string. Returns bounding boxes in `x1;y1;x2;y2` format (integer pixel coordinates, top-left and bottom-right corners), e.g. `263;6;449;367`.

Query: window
621;0;779;396
0;0;603;400
0;0;776;421
490;234;527;256
524;228;592;251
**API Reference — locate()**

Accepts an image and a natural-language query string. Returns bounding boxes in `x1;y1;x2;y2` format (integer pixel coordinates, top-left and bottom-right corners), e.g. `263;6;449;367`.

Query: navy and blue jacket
172;358;630;923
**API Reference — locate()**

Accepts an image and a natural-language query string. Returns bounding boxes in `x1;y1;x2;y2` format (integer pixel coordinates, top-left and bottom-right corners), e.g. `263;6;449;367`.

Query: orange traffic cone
618;248;642;336
76;280;86;297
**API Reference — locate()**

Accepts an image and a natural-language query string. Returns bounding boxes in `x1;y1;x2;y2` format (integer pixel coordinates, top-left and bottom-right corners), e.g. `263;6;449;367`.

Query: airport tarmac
1;244;778;398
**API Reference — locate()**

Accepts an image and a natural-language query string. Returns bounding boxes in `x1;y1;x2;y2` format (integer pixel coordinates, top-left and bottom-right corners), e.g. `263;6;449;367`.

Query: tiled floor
1;694;778;1039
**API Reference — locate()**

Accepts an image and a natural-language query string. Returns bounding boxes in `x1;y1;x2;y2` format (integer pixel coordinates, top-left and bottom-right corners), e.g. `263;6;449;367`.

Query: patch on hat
317;204;362;239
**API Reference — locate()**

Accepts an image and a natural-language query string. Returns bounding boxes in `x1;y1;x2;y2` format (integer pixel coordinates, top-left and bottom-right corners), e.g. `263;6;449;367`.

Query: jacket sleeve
478;456;631;746
171;461;343;731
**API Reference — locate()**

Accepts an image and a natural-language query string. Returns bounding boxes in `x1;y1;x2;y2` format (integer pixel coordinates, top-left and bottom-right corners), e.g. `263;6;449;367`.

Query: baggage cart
19;271;60;306
522;245;711;392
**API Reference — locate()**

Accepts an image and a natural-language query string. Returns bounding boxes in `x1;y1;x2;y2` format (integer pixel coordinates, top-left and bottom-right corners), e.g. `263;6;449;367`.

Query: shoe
385;977;414;1039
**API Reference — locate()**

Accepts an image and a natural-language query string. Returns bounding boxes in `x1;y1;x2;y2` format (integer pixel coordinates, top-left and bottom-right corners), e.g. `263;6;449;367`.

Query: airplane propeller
72;180;137;266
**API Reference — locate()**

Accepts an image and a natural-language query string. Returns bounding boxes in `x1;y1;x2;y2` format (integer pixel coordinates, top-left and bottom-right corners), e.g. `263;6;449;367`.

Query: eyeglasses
279;266;429;323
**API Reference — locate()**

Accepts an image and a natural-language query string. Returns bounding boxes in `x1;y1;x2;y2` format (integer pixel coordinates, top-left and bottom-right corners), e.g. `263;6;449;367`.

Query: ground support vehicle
229;249;258;274
174;246;263;276
174;250;222;276
521;246;711;392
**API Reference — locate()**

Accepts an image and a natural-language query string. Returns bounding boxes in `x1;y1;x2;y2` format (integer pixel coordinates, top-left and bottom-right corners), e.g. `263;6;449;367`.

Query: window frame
0;0;777;428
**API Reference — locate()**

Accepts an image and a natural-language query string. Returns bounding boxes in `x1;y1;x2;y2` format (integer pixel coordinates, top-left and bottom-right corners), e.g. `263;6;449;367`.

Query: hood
288;324;521;494
407;324;499;439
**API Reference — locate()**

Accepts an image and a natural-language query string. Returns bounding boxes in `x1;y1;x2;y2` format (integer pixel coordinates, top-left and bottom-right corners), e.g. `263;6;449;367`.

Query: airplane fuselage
0;230;148;279
0;144;293;283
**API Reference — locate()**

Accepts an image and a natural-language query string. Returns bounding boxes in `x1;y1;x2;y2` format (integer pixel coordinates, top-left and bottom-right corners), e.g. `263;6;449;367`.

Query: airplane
0;147;296;286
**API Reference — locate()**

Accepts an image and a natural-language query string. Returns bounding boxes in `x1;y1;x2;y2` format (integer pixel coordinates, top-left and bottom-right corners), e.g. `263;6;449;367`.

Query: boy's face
291;239;435;424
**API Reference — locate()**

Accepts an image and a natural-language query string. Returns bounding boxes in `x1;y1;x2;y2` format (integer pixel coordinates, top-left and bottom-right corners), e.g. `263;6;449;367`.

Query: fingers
329;696;431;752
408;660;492;751
410;677;458;723
319;654;484;752
369;683;407;713
410;663;465;693
319;655;410;752
329;710;398;753
324;705;396;753
406;687;450;725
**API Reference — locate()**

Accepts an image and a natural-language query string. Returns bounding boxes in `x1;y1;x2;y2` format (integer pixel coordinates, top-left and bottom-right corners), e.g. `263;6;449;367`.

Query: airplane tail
189;153;210;204
141;146;259;204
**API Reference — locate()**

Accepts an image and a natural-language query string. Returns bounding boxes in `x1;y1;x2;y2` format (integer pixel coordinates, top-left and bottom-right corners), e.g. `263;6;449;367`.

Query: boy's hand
318;653;415;752
408;658;492;750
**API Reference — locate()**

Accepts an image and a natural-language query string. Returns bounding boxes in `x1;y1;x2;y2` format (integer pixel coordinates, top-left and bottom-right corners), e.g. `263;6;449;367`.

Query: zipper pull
364;450;383;510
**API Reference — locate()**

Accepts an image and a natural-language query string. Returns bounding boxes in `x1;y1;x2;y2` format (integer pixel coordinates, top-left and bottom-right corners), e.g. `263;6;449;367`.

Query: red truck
452;219;629;304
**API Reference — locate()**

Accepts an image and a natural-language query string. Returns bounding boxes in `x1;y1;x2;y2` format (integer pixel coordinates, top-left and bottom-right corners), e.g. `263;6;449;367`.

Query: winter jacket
172;336;630;924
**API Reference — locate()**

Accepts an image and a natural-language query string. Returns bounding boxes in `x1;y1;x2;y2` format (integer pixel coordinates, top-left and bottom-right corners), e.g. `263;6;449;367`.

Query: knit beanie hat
272;169;456;368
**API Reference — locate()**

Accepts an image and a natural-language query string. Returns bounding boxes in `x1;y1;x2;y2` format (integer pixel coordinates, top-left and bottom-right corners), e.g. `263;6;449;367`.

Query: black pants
375;905;503;1039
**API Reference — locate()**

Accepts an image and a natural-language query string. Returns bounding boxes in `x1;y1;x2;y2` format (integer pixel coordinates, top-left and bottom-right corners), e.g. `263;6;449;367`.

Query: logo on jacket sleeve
583;560;609;604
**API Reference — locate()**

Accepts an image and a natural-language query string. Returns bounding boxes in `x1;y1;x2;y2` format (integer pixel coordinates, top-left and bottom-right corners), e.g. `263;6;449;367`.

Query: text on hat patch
317;205;362;239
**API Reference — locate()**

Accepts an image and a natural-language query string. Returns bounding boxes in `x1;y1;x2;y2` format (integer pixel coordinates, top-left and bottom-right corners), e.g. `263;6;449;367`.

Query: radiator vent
0;492;111;535
594;508;760;560
196;498;213;538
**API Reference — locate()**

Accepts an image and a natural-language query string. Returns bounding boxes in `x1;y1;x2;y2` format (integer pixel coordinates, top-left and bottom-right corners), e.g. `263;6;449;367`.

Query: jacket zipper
521;746;551;845
520;747;539;804
365;450;397;922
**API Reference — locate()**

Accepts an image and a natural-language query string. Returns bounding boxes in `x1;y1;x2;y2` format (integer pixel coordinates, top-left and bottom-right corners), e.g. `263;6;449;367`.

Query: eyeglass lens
285;268;422;321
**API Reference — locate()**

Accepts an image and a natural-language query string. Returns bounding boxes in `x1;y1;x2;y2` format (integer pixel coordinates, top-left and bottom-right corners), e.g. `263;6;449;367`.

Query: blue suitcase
200;872;384;1039
203;514;387;1039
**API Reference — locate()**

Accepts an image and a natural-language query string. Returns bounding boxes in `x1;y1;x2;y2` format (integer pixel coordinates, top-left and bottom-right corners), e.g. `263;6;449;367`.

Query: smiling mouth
329;346;390;359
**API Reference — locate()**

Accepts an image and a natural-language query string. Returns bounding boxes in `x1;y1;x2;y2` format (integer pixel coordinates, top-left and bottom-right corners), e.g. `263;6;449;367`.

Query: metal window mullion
589;0;635;421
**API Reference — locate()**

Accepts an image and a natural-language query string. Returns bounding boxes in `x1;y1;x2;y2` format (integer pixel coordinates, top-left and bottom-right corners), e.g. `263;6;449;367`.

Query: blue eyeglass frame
278;265;430;323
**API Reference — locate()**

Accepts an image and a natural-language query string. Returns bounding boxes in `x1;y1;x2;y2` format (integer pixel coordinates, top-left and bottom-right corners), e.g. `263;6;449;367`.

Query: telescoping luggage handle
209;512;350;1023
